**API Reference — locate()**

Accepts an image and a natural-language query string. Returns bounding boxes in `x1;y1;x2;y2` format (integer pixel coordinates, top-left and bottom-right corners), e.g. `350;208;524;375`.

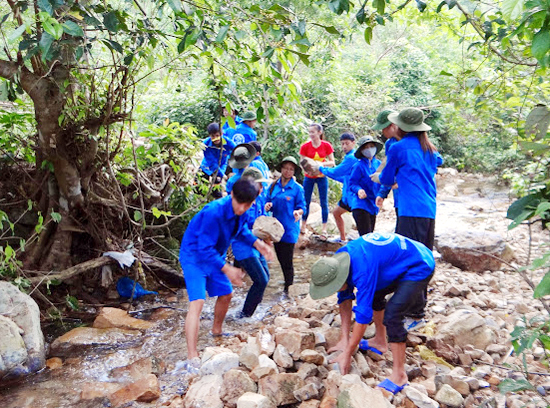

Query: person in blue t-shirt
199;123;236;198
309;232;435;395
378;108;443;329
230;167;271;318
265;156;306;293
226;143;256;193
313;132;357;243
371;110;401;230
179;178;273;359
231;111;257;145
222;107;242;141
349;136;389;236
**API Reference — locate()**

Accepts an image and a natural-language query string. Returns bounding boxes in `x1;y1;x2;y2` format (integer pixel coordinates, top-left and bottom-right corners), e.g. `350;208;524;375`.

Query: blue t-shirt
377;138;399;208
179;195;257;272
268;178;306;244
200;136;236;176
336;232;435;324
349;157;381;214
379;133;443;218
231;123;257;145
319;150;357;207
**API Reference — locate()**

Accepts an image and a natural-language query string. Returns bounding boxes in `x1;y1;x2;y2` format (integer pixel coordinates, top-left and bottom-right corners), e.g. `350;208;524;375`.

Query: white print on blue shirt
362;232;407;249
233;134;245;144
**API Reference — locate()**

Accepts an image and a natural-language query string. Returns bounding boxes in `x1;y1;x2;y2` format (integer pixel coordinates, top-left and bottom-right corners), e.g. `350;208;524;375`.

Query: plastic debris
103;250;136;268
116;277;157;299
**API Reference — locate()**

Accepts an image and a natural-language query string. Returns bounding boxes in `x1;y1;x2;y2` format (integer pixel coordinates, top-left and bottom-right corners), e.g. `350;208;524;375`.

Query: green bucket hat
241;111;257;121
276;156;301;175
388;108;431;132
309;252;351;300
229;143;256;169
371;109;397;131
354;136;384;159
241;166;270;184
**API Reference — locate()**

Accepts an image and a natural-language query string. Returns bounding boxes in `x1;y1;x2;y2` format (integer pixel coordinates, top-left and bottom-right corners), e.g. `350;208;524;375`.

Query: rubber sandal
377;378;408;395
315;234;328;242
358;339;383;355
210;331;235;338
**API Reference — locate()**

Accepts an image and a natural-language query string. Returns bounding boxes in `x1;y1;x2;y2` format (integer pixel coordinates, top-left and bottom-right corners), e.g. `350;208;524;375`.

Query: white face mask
362;147;376;159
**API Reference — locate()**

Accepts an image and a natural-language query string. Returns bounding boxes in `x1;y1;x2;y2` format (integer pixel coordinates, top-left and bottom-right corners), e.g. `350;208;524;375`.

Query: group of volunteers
180;106;443;395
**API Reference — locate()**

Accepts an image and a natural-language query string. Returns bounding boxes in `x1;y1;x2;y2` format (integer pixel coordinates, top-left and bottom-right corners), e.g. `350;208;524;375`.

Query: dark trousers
372;273;433;343
274;241;295;291
352;209;376;236
396;216;435;318
239;255;270;317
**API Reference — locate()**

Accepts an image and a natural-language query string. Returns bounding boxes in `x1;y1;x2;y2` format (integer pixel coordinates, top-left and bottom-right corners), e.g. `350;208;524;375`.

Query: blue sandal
358;339;383;355
378;378;408;394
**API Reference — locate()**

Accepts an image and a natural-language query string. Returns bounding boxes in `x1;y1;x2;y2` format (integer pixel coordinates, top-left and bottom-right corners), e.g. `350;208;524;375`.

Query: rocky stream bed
1;170;549;408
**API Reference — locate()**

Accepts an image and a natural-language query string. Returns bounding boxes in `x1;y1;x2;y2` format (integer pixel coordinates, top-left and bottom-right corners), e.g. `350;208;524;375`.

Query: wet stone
109;373;161;407
93;307;153;331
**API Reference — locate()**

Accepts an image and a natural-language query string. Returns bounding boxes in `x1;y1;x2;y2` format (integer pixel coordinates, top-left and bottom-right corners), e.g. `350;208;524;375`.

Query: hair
232;178;260;203
340;132;355;141
396;129;437;154
250;141;262;154
207;123;220;135
309;123;325;140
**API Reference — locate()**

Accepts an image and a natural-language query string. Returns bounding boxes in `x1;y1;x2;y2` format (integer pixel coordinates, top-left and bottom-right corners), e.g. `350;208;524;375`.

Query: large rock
337;383;387;408
274;330;315;359
434;384;464;407
253;216;284;242
220;369;257;408
200;347;239;376
429;310;495;351
184;374;224;408
236;392;275;408
50;327;141;357
109;374;160;407
0;281;44;380
93;307;153;330
404;386;439;408
435;230;515;272
258;373;306;406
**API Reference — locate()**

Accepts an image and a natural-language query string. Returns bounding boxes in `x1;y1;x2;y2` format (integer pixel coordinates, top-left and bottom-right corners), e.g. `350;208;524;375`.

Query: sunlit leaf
534;272;550;298
62;21;84;37
501;0;525;20
525;105;550;140
532;28;550;62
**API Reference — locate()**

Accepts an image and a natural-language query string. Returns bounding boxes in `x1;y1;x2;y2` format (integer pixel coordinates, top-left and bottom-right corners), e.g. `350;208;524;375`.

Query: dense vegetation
0;0;549;392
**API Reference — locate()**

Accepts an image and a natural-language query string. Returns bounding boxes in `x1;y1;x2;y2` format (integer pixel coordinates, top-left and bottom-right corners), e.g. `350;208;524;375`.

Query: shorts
337;199;352;212
183;261;232;301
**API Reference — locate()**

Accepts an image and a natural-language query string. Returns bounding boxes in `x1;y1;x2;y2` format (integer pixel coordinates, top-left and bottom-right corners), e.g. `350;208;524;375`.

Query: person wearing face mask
348;136;387;236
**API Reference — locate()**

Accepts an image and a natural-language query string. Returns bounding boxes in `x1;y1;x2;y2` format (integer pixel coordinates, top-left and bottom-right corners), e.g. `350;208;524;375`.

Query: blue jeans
372;273;433;343
239;255;270;317
302;176;329;224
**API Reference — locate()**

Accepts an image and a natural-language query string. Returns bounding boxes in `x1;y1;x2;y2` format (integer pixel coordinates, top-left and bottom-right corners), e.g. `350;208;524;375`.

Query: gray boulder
0;281;45;381
435;230;515;272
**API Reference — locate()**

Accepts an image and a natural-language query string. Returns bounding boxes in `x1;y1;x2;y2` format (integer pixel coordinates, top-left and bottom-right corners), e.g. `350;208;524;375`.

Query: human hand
391;183;398;190
358;189;367;199
370;172;381;184
376;196;384;208
330;349;352;375
254;240;274;261
293;210;303;222
265;202;273;212
327;337;349;354
222;264;245;286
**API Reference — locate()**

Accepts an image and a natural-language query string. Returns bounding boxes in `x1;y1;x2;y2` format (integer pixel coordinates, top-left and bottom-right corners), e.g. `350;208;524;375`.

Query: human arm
328;299;353;353
330;321;368;375
322;152;336;168
375;196;384;208
379;148;399;186
253;239;274;261
348;163;363;195
319;154;356;183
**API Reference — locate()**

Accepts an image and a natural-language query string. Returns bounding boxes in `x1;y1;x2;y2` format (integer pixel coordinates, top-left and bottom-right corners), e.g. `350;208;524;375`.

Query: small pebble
537;385;546;396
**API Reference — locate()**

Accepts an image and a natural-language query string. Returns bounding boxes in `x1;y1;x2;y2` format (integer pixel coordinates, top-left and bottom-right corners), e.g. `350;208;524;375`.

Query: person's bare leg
333;206;347;240
322;223;328;236
387;342;408;386
212;293;232;335
185;299;205;359
366;309;388;353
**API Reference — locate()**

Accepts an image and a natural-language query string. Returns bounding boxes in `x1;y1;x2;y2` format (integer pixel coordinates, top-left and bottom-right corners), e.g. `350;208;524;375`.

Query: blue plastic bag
116;277;158;299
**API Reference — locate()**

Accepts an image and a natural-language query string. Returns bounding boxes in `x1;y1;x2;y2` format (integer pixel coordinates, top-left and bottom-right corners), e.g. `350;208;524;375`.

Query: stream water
0;172;535;407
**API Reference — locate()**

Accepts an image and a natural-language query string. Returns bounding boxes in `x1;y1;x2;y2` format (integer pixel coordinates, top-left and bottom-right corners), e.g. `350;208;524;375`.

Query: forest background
0;0;549;346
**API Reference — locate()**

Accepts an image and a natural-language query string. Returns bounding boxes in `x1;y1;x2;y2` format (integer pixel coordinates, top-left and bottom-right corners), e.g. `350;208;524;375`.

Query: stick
29;257;114;285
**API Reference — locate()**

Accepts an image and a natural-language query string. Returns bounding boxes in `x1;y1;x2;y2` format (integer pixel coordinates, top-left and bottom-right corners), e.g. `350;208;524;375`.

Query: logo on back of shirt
362;232;406;249
233;134;245;144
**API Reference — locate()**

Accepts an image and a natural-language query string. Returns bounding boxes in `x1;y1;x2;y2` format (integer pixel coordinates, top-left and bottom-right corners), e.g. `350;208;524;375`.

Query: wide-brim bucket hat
241;111;257;121
354;136;383;159
229;143;256;169
276;156;301;175
309;252;351;300
371;109;397;131
241;166;270;184
388;108;431;132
